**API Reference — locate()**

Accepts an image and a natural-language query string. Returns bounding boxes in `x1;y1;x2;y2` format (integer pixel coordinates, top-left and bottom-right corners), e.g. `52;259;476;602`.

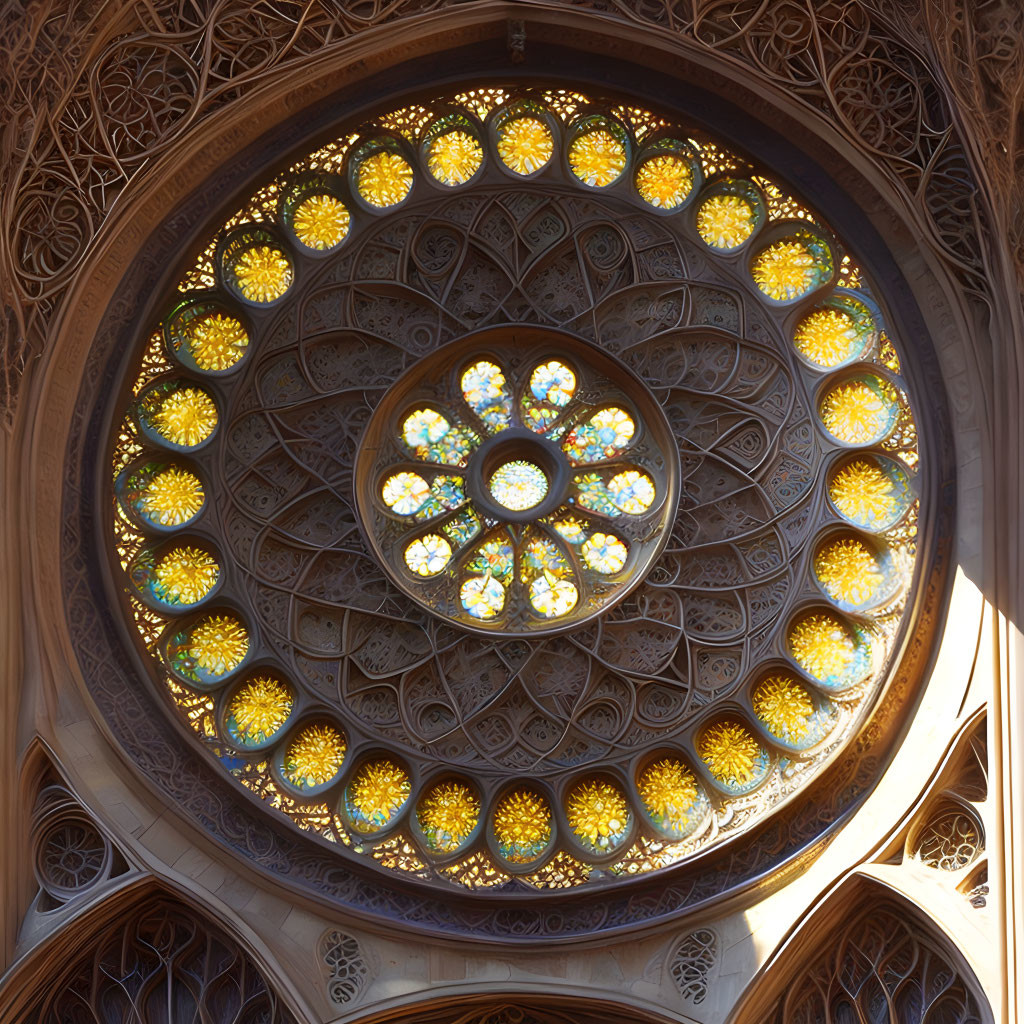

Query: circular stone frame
354;326;679;637
49;9;956;944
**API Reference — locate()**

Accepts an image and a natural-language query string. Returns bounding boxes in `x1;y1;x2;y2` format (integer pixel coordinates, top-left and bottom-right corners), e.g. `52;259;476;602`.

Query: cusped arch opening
0;879;301;1024
732;877;992;1024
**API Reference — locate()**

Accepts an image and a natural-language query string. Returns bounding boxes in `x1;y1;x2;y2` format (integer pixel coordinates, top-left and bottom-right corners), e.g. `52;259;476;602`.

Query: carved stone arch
730;876;992;1024
0;878;303;1023
341;993;685;1024
12;739;136;949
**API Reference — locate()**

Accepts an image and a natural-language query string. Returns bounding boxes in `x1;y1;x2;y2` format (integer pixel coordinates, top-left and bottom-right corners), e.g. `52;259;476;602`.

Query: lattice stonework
107;86;921;891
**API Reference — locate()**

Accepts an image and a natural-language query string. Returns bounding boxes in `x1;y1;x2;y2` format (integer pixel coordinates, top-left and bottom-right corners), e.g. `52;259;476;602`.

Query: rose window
101;85;926;899
356;330;675;634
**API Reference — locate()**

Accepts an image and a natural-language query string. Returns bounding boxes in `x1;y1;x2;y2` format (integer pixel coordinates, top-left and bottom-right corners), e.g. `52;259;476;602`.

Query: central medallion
488;460;548;512
355;327;678;636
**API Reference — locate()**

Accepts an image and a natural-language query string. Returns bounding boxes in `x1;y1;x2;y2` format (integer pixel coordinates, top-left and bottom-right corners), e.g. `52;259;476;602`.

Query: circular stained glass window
100;83;927;907
355;329;676;635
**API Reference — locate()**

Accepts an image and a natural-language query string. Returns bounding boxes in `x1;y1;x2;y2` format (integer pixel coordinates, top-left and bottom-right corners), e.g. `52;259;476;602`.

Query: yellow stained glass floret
232;245;293;303
348;759;411;830
829;458;900;526
699;720;762;784
815;536;883;606
794;307;862;368
187;615;249;675
566;779;629;846
820;379;895;445
635;154;693;209
140;467;205;526
283;723;346;788
788;613;857;681
751;239;818;301
358;151;414;207
638;758;699;826
752;675;814;741
492;788;552;861
153;546;220;605
427;130;483;185
696;194;756;249
185;312;249;371
417;781;480;853
497;116;553;175
569;129;627;187
292;194;350;250
151;387;218;447
228;676;293;744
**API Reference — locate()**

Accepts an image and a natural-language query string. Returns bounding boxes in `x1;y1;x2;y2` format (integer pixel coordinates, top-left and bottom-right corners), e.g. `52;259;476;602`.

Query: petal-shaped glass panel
794;294;876;369
281;721;347;790
137;380;218;450
130;542;221;610
563;407;635;464
382;471;432;515
751;230;833;302
637;757;710;840
569;129;627;187
496;116;553;176
522;359;577;431
751;673;836;750
581;532;628;574
460;575;506;619
118;461;206;530
291;194;350;250
165;613;250;687
357;150;413;208
461;359;512;431
427;128;484;186
404;533;453;576
697;717;771;794
225;675;294;749
820;375;899;446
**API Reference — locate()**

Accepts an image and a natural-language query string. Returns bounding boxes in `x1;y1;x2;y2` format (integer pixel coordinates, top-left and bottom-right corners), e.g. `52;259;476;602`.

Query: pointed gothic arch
731;876;991;1024
0;880;301;1024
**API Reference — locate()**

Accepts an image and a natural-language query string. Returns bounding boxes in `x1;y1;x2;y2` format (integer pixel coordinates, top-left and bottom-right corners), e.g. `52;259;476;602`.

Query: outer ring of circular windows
109;86;923;890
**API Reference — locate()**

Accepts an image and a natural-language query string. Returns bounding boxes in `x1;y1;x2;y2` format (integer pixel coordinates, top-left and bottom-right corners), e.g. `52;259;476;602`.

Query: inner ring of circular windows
356;328;678;635
109;85;922;889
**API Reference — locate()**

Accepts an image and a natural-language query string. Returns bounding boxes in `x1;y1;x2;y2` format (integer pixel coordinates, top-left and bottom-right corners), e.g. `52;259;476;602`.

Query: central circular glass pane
488;460;548;511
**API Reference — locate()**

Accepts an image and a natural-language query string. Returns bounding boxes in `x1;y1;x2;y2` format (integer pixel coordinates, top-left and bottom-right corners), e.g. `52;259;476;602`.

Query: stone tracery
104;86;923;891
0;0;1007;1019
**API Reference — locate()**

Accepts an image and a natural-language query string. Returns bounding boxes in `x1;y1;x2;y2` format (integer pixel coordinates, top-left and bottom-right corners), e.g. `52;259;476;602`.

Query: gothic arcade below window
109;86;921;889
